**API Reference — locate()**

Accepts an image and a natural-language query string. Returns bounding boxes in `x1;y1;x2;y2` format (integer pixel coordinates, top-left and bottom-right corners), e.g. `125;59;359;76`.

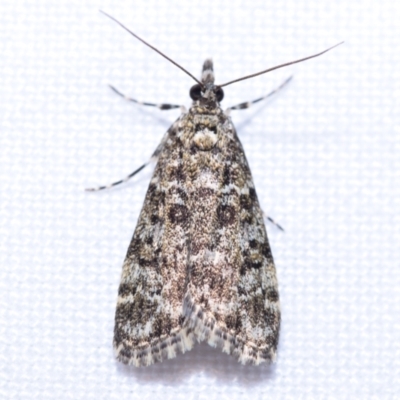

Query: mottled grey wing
113;124;195;367
114;114;280;367
183;125;280;365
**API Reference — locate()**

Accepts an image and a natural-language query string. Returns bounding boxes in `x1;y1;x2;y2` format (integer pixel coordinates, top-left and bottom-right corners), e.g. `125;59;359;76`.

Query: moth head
189;59;224;103
189;84;224;103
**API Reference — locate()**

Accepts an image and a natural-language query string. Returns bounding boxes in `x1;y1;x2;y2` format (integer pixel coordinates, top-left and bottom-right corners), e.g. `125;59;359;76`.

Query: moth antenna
218;42;344;88
99;10;202;86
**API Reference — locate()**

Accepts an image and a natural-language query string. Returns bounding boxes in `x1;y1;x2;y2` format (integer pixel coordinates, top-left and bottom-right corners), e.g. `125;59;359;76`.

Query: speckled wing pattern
113;60;280;367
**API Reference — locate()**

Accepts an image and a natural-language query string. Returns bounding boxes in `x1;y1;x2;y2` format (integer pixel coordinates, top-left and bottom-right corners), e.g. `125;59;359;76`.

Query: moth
88;11;342;367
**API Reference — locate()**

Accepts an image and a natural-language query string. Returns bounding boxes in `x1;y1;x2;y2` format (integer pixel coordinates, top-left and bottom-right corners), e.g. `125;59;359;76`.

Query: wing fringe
114;292;277;367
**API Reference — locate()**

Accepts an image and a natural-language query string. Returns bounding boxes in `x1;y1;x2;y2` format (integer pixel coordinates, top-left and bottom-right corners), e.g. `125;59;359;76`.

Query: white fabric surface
1;1;399;398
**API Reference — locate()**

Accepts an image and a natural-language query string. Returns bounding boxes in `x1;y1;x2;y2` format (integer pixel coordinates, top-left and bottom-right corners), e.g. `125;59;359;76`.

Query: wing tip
113;327;196;367
183;293;278;366
113;293;278;367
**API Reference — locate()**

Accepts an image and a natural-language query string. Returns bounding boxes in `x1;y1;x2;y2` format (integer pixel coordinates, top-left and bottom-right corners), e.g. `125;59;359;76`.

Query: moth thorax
193;122;218;151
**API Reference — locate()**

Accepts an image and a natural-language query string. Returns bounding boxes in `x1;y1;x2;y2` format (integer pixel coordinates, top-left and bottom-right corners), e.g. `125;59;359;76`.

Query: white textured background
1;1;399;399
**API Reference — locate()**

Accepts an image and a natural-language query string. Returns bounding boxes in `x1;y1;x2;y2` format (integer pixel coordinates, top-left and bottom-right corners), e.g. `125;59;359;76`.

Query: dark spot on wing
217;204;236;225
168;126;178;136
150;214;160;225
240;194;252;210
138;256;159;270
237;286;246;296
159;191;166;206
175;163;186;182
147;183;158;196
266;289;279;302
126;237;142;258
118;283;137;298
175;187;188;202
249;239;258;248
261;243;272;259
240;258;262;274
150;316;163;339
168;204;189;224
222;165;231;186
225;314;242;331
169;159;186;182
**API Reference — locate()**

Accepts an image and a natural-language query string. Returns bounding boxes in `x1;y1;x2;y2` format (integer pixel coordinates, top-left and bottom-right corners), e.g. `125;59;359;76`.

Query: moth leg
85;163;148;192
109;84;183;111
86;116;170;192
263;211;285;232
226;76;292;111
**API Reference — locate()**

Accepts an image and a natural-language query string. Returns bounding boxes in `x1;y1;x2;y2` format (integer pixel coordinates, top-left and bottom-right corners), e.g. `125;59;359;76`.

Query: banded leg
85;127;168;192
227;76;292;111
85;163;148;192
109;85;184;111
86;84;180;192
263;211;284;232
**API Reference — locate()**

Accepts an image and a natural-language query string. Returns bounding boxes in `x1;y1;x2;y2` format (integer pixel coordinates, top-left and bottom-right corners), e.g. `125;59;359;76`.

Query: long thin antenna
218;42;344;88
99;10;202;86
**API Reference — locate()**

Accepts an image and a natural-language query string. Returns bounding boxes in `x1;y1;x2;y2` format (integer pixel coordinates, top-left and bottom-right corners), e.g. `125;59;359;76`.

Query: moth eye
190;84;202;100
215;87;224;102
